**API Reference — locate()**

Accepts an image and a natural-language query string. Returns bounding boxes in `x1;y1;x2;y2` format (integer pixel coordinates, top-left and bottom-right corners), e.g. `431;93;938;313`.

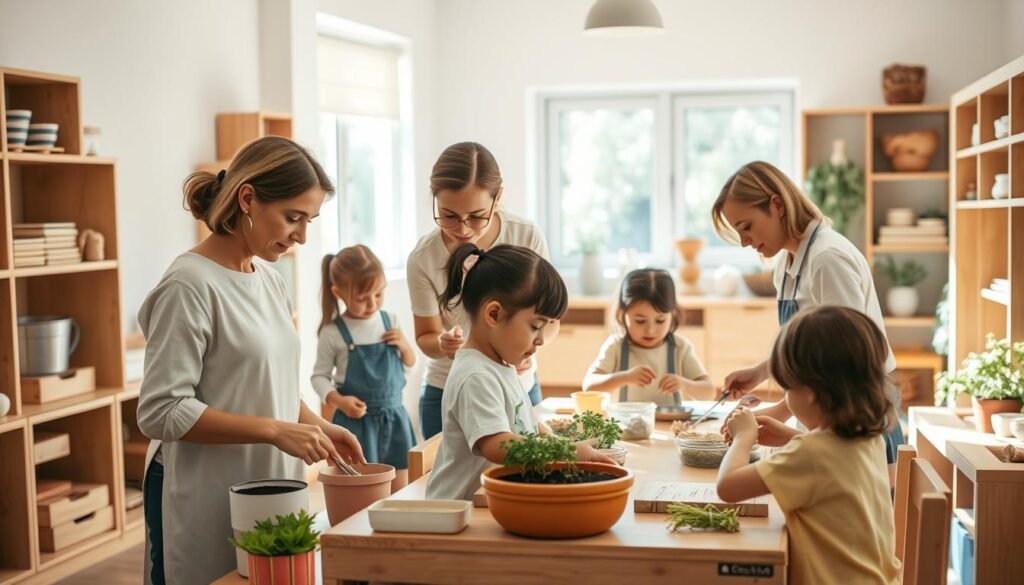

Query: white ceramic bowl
1011;418;1024;441
886;208;916;227
598;444;628;466
368;499;471;534
991;413;1024;438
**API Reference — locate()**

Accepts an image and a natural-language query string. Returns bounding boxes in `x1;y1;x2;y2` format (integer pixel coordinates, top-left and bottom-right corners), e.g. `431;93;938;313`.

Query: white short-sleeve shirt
406;210;550;390
773;220;896;373
589;332;708;405
425;348;538;501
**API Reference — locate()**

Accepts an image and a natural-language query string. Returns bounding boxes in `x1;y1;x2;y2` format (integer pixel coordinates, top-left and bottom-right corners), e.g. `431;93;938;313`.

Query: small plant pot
246;550;316;585
228;479;309;577
597;444;627;466
318;463;395;526
887;287;919;317
971;397;1023;433
481;462;634;538
579;253;604;296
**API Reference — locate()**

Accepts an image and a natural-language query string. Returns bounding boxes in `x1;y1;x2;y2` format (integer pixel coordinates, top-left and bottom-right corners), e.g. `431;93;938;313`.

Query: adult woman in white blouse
710;161;903;472
407;142;551;439
137;137;365;585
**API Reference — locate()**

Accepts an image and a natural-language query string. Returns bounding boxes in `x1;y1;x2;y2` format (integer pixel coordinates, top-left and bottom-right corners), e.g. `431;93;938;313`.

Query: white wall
1005;0;1024;61
0;0;262;332
432;0;1012;219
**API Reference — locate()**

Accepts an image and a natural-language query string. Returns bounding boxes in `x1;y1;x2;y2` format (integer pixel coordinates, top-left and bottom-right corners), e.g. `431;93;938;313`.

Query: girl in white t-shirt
408;142;550;440
425;244;614;501
584;268;715;405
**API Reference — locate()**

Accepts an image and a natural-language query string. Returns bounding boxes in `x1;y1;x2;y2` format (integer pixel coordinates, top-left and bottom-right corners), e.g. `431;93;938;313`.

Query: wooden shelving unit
0;66;142;584
949;54;1024;365
803;104;950;411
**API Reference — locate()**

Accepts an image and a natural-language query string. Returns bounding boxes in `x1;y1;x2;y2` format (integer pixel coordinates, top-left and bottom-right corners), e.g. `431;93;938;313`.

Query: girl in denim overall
312;245;417;492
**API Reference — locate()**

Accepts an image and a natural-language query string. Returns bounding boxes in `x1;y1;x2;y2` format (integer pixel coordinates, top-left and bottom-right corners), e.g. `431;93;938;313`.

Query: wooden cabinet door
704;305;778;385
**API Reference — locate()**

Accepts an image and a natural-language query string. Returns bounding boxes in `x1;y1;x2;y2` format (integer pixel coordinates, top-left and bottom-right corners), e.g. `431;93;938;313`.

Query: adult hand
270;421;335;465
722;364;766;399
438;326;465;359
322;424;367;465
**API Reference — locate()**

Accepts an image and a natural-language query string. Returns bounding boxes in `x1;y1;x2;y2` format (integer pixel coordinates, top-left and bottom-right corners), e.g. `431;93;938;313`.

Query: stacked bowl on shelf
6;109;31;146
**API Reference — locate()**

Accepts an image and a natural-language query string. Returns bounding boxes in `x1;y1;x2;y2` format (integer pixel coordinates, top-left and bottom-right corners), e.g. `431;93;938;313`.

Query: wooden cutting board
633;481;769;517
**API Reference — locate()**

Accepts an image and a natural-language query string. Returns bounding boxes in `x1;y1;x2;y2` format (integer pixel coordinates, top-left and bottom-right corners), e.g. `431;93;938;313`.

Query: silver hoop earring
245;213;254;232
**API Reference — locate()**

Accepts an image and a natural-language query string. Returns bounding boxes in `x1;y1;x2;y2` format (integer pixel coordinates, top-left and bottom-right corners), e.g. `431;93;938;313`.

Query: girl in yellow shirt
717;305;901;585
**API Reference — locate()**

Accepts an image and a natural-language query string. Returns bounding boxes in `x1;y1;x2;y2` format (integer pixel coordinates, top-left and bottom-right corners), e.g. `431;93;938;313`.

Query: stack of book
877;221;948;247
13;223;81;268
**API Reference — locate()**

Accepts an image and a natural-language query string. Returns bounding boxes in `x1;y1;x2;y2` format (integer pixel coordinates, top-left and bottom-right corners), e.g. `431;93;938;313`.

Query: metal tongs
331;454;361;476
690;390;732;427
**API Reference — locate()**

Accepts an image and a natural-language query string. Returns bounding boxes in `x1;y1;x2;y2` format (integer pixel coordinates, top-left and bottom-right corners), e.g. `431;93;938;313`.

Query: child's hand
624;366;656;386
574;438;617;465
382;328;411;354
752;415;799;447
438;326;465;359
725;408;757;443
329;394;367;419
657;374;686;394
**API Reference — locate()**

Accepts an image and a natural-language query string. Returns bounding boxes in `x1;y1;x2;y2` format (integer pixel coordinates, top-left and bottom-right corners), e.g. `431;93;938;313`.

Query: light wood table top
320;409;788;584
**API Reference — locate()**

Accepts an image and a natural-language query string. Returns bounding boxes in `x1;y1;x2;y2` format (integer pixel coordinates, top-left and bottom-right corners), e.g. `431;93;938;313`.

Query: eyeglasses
433;197;497;231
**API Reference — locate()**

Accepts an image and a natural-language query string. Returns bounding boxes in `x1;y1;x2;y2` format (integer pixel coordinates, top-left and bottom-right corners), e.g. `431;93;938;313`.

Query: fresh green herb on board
666;503;740;533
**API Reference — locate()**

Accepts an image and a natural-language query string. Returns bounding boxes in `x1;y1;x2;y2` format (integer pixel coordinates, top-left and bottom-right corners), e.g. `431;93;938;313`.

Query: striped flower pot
246;550;316;585
27;123;59;147
6;110;31;146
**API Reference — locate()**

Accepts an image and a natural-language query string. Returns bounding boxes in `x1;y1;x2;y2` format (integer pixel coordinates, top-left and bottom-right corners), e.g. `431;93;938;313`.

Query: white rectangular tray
367;499;471;534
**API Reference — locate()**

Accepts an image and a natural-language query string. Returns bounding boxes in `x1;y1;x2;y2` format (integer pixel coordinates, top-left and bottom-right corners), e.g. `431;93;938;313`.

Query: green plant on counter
562;410;622;449
877;255;927;287
935;335;1024;405
229;509;319;557
501;432;578;479
805;159;865;237
666;502;740;533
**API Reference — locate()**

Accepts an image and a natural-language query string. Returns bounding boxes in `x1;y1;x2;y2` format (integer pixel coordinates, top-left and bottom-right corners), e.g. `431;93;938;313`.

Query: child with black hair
584;268;715;404
717;305;900;585
425;244;614;500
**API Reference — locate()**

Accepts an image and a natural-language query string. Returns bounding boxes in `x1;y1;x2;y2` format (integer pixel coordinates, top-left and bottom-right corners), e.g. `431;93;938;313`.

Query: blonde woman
138;137;365;585
407;142;550;439
710;161;903;473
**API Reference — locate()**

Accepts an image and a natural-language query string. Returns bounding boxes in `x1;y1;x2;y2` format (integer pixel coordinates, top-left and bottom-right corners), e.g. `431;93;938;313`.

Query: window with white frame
316;25;413;269
541;89;794;270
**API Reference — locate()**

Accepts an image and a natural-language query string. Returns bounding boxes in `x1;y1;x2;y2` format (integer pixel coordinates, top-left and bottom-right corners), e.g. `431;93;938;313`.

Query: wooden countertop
320;403;788;584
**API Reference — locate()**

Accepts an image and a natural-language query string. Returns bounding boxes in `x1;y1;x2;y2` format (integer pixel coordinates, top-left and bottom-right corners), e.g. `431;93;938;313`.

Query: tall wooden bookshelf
949;54;1024;367
802;104;950;411
0;66;142;584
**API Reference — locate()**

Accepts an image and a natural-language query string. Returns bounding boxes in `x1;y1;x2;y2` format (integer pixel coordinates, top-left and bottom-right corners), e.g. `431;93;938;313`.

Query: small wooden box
35;479;73;503
33;431;71;465
21;367;96;404
37;483;110;527
123;441;148;482
38;504;114;553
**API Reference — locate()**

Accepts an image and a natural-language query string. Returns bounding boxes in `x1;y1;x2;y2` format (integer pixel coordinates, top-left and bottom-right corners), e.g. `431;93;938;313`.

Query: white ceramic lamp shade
584;0;664;35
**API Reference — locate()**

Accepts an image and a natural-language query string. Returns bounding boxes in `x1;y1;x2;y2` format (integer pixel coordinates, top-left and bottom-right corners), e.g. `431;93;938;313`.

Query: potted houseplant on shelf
555;410;626;465
935;335;1024;433
481;432;634;538
804;139;865;238
229;509;319;585
878;255;927;317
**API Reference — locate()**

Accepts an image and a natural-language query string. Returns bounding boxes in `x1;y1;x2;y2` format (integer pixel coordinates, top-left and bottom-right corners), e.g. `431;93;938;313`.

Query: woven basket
882;64;926;104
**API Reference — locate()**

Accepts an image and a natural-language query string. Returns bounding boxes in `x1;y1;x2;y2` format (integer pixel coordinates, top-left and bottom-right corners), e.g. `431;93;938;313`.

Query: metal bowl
654;405;693;421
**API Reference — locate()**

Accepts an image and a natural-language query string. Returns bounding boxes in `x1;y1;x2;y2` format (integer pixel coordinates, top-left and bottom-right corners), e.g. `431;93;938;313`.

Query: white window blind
317;36;400;119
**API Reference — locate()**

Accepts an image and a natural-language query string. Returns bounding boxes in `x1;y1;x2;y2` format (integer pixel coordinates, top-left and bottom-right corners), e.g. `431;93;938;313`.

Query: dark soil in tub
502;470;618;484
235;485;304;496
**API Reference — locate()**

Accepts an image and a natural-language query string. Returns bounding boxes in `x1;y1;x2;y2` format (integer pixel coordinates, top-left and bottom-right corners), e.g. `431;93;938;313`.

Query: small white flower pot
887;287;919;317
580;253;603;296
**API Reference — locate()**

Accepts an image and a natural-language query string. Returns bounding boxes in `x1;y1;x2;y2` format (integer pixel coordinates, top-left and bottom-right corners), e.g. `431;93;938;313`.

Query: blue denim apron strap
666;334;680;406
777;222;823;325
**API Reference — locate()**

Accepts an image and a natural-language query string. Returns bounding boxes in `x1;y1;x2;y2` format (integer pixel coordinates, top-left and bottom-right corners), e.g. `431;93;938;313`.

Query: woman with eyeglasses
407;142;551;439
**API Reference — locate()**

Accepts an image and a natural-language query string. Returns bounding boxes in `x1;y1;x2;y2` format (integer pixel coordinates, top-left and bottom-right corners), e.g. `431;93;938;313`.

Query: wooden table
320;412;788;584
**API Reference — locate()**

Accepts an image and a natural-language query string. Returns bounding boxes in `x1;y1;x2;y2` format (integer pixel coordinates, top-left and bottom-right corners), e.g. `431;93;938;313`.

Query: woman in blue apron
710;161;904;476
583;268;715;404
312;245;417;492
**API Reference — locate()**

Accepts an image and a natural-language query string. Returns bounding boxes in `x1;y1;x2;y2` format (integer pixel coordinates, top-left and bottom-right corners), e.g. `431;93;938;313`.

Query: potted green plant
804;139;865;237
877;255;927;317
480;432;634;538
229;509;319;584
560;410;626;464
935;335;1024;433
